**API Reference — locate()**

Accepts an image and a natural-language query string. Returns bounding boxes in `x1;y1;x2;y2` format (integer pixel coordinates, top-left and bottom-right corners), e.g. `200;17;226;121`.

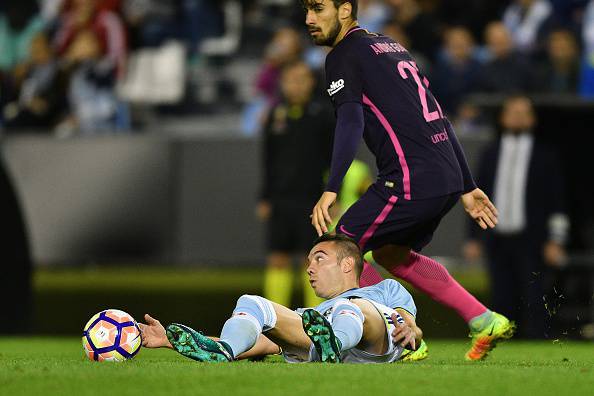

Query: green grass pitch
1;338;593;396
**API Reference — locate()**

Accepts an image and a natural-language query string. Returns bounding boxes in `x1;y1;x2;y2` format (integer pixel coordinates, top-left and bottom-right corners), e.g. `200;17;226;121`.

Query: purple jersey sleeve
326;102;365;193
325;50;363;106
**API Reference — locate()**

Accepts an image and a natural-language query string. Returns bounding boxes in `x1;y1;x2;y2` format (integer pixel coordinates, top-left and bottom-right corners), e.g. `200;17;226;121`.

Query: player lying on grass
139;234;426;363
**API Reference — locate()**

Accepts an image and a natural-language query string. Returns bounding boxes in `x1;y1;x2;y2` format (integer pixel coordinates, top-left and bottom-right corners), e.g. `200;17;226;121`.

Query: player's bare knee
351;299;384;328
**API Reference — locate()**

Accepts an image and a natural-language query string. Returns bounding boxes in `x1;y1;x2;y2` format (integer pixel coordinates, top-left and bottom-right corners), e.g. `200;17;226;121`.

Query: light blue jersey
285;279;416;363
313;279;416;317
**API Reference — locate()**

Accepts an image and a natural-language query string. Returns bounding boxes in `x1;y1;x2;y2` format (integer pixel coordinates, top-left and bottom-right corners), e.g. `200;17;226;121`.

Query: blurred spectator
122;0;224;54
0;1;44;73
476;22;532;93
255;27;302;104
580;0;594;98
58;29;120;134
452;100;489;136
122;0;223;51
503;0;552;55
437;0;509;41
531;29;580;94
53;0;127;78
0;1;44;127
385;0;441;62
179;0;224;58
242;27;303;135
2;33;68;130
257;61;333;308
464;95;570;338
548;0;590;29
357;0;389;33
382;20;430;73
122;0;179;49
39;0;64;22
431;26;481;115
0;153;32;334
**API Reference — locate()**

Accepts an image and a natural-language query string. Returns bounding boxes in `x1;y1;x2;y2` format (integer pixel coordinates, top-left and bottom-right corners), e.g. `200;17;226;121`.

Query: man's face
281;63;315;105
501;98;536;133
304;0;343;47
306;241;346;298
446;28;474;63
548;31;577;64
485;23;512;59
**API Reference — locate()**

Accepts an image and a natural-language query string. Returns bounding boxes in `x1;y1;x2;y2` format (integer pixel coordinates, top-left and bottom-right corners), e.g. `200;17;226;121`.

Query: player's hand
461;188;498;230
311;191;337;236
391;313;416;351
138;314;172;349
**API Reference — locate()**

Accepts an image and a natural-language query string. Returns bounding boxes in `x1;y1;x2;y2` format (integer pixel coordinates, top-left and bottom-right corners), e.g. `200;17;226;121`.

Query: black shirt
261;99;334;201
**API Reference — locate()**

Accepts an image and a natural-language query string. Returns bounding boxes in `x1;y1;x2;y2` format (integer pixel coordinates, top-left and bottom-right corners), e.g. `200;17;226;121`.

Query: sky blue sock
219;315;261;358
330;301;365;351
219;295;276;358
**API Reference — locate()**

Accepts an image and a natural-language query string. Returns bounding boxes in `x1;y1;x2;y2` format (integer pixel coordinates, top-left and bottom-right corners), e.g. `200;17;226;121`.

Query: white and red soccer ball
82;309;142;362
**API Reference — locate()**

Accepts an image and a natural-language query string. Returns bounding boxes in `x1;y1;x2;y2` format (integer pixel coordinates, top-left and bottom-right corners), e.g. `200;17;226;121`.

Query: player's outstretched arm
138;314;173;349
139;312;281;359
461;188;499;230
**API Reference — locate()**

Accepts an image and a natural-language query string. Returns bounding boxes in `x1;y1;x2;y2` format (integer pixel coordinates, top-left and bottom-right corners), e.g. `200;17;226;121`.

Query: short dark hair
301;0;358;20
313;233;364;278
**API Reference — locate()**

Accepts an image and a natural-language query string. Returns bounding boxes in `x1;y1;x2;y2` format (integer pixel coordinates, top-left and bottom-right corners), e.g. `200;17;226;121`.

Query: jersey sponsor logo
430;130;449;144
327;79;345;96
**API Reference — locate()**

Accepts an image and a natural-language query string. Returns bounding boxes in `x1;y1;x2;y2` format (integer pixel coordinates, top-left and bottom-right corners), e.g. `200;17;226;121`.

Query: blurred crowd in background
0;0;594;135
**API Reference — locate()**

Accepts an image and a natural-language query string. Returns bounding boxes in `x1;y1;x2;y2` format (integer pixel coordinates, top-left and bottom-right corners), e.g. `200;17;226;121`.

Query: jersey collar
345;26;365;38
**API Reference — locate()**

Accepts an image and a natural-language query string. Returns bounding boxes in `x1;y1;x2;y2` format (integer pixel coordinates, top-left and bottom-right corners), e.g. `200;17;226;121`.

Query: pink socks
359;251;487;323
390;252;487;322
359;261;384;287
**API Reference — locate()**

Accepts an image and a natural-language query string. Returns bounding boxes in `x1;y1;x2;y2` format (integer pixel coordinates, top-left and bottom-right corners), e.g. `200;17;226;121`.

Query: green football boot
400;339;429;362
166;323;232;363
302;309;342;363
465;312;515;361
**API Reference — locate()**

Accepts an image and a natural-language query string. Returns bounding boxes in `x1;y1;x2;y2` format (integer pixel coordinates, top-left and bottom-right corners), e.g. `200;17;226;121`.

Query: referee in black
257;60;334;308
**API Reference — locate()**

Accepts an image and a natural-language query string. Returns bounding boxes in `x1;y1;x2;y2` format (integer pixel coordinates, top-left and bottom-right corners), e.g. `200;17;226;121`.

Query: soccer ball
82;309;142;362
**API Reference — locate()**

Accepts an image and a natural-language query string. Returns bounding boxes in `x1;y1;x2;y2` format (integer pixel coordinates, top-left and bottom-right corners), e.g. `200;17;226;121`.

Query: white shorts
282;300;404;364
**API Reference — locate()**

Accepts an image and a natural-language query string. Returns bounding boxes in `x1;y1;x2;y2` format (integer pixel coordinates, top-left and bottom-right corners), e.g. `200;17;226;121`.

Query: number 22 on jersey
397;60;444;123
